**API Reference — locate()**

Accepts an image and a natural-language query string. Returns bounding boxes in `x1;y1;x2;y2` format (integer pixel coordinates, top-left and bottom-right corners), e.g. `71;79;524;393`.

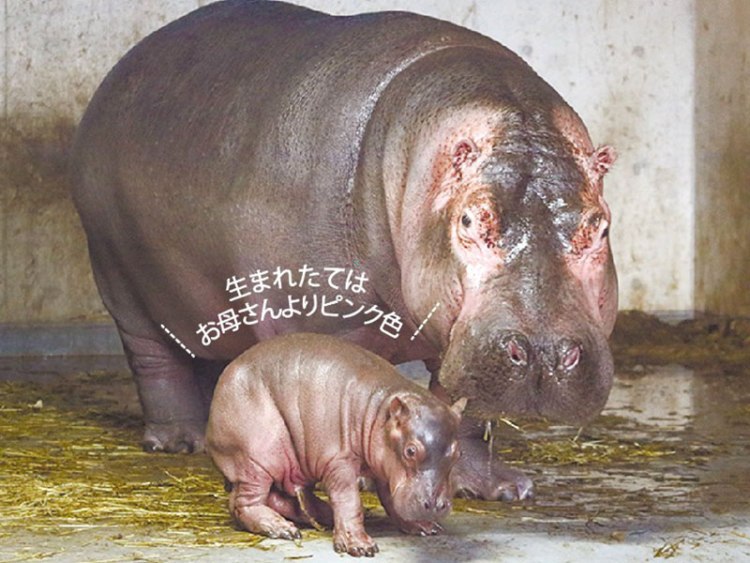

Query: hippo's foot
453;435;534;501
119;328;210;454
333;527;379;557
236;505;302;540
142;419;207;453
398;520;443;536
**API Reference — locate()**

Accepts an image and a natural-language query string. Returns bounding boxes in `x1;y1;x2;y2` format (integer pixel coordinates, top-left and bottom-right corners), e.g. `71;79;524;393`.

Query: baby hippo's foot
142;419;206;453
398;520;443;536
333;527;379;557
235;505;301;540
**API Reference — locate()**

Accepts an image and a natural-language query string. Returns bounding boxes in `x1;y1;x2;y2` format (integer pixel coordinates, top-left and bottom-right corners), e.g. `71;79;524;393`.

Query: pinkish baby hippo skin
206;333;465;557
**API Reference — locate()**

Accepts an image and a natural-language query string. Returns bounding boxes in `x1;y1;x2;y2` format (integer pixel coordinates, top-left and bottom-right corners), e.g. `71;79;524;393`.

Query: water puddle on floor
486;363;750;538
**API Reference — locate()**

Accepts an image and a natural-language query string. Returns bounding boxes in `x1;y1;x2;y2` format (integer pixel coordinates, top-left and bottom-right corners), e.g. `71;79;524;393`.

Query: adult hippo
71;0;617;500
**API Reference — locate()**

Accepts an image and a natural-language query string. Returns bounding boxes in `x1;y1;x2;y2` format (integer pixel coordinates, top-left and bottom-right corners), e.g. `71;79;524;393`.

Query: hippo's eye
404;444;418;459
461;213;472;228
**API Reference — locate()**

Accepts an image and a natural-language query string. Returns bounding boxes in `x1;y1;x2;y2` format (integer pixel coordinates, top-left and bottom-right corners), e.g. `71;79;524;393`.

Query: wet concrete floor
1;355;749;562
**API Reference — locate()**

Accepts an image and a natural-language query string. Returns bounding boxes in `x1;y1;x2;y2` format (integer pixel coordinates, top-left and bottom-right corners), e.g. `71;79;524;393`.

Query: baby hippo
206;333;466;557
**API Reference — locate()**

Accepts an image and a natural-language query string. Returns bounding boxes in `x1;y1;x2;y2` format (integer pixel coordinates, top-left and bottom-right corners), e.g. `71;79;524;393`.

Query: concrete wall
694;0;750;316
0;0;748;323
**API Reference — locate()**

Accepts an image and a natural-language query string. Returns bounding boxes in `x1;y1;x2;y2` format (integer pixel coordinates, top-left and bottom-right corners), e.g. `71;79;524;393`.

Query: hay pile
0;380;263;547
0;377;387;549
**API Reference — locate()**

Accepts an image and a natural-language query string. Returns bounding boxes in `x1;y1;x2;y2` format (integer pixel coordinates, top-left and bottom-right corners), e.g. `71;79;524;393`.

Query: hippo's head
379;394;465;522
401;106;617;425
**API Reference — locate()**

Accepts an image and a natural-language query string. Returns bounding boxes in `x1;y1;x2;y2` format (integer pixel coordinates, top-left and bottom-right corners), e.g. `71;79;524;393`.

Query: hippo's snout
501;332;530;369
393;475;453;522
417;481;452;515
421;495;450;513
441;322;614;424
500;331;585;377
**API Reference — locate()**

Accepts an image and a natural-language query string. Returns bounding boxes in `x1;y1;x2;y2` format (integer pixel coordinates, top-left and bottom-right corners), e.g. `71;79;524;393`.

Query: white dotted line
160;324;196;358
410;302;441;341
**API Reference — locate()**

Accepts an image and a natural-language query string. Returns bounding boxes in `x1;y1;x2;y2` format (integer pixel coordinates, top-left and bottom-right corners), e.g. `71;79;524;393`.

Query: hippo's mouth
437;325;615;425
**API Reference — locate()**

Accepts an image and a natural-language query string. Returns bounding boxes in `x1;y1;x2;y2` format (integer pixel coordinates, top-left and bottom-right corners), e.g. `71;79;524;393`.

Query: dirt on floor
611;310;750;373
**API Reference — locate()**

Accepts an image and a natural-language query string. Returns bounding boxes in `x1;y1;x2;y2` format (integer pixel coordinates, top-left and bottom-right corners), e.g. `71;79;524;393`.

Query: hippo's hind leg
83;239;210;453
266;487;334;530
229;462;301;540
118;328;209;453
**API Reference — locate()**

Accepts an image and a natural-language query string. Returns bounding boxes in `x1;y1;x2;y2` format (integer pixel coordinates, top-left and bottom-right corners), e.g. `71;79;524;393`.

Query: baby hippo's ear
388;396;411;424
450;397;468;419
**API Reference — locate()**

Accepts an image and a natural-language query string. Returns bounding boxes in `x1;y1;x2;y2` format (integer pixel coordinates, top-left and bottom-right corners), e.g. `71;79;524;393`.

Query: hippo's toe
142;420;206;454
269;525;302;541
333;530;379;557
399;520;443;536
497;471;535;502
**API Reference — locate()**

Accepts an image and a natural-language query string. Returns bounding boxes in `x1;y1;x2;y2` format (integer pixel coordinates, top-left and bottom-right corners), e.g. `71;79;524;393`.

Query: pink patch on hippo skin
569;212;609;260
551;106;618;329
565;211;613;325
431;137;487;213
423;107;508;215
589;145;617;178
450;139;479;180
450;190;505;287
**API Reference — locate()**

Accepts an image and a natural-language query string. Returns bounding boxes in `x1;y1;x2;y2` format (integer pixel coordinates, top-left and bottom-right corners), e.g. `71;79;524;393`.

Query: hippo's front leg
119;329;208;453
322;459;379;557
452;421;534;501
427;364;533;501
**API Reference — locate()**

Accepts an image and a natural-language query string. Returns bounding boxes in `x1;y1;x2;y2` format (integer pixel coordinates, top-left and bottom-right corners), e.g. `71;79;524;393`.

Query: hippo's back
69;0;518;350
71;0;514;220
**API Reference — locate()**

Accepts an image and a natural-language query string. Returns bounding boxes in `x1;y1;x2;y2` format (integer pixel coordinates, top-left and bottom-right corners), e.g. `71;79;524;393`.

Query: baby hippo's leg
229;462;301;540
297;487;334;529
266;487;334;529
323;461;378;557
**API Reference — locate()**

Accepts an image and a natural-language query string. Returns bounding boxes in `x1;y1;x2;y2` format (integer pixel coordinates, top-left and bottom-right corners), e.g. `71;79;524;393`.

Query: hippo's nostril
503;333;529;367
558;340;582;371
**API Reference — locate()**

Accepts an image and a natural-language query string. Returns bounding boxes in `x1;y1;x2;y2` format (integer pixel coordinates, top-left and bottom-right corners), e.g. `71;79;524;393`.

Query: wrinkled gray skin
71;0;617;501
206;333;463;557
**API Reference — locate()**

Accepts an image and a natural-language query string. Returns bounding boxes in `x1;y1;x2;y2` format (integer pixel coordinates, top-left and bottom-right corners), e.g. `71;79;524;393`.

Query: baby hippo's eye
404;444;418;459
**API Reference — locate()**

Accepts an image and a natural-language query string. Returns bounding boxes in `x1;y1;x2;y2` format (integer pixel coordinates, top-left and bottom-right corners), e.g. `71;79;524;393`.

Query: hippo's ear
451;139;479;174
587;145;617;183
388;396;411;423
433;139;482;212
450;397;468;418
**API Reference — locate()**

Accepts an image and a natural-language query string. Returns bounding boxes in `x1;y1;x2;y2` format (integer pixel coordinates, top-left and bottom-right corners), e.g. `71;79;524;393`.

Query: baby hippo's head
382;394;467;523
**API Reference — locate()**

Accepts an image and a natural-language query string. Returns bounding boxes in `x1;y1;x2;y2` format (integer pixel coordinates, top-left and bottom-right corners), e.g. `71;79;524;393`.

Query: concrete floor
1;357;749;562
